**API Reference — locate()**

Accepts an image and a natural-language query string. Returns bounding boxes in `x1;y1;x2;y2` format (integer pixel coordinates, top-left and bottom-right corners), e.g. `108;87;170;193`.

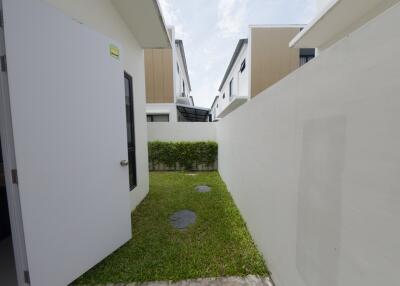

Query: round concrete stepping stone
169;210;196;230
195;185;211;193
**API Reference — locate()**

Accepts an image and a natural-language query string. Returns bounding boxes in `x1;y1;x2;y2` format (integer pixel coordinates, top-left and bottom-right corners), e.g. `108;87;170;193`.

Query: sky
158;0;317;108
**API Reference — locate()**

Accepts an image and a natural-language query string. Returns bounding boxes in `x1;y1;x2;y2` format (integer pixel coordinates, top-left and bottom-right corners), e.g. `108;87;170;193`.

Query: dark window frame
124;72;137;191
240;58;246;73
147;114;170;122
299;48;315;66
229;78;233;98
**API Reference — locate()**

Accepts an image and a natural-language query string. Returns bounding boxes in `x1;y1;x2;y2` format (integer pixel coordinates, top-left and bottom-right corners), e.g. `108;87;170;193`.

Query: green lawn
72;172;268;285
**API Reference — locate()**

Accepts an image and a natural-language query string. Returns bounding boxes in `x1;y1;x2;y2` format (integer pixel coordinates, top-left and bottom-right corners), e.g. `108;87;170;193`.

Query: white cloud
217;0;248;38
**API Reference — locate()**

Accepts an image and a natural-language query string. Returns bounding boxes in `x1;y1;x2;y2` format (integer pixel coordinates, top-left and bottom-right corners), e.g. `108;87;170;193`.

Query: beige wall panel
152;49;164;102
162;49;174;103
144;49;155;103
251;28;300;98
144;48;174;103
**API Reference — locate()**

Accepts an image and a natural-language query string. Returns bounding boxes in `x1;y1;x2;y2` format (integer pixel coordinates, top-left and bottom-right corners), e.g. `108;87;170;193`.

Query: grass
72;172;268;285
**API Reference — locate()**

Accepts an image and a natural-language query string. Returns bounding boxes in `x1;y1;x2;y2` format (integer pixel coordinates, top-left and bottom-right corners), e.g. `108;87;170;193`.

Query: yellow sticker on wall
110;44;120;60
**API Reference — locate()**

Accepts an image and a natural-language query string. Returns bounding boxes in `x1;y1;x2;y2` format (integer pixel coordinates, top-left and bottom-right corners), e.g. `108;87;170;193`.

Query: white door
2;0;132;285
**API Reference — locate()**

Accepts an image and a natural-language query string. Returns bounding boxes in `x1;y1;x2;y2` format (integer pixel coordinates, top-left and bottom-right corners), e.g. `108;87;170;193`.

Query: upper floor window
299;48;315;66
223;93;225;99
177;63;180;74
229;79;233;98
182;81;185;95
240;59;246;73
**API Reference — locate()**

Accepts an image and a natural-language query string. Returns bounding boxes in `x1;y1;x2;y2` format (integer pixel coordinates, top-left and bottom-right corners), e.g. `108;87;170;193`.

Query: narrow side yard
73;172;268;285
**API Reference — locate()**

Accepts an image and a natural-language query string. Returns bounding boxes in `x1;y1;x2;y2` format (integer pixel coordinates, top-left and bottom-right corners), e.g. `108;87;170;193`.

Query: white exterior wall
174;42;191;100
148;123;216;142
169;27;180;103
210;98;219;121
46;0;149;210
146;103;178;122
218;43;249;116
217;3;400;286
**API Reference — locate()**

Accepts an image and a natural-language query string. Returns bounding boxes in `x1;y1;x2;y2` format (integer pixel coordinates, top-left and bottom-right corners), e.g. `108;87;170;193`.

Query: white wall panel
148;123;216;142
217;3;400;286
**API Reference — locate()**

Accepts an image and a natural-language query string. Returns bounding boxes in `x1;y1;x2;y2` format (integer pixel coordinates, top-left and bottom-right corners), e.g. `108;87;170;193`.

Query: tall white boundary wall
147;122;217;142
217;4;400;286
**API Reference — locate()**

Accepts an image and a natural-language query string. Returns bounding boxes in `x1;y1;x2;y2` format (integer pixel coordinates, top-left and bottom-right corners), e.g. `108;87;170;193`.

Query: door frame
0;1;29;285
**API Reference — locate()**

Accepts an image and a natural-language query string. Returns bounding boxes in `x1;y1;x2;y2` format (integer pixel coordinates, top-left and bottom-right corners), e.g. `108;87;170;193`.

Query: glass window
240;59;246;72
124;72;137;190
147;114;170;122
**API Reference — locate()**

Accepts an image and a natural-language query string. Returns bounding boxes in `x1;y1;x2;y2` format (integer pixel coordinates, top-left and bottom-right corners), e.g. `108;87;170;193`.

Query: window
222;93;225;99
229;79;233;98
124;72;137;190
182;81;185;95
177;63;180;74
299;48;315;66
240;59;246;73
147;114;170;122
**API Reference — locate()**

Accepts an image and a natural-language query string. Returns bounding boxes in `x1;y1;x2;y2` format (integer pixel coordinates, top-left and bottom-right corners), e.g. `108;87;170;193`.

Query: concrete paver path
100;275;273;286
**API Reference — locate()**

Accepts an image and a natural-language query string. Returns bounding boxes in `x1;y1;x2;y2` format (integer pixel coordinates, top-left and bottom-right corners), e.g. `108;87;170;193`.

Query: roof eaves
152;0;172;47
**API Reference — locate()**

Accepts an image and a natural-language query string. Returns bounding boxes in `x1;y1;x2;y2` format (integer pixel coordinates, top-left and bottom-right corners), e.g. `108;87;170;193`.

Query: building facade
145;28;209;122
210;96;220;122
216;26;315;118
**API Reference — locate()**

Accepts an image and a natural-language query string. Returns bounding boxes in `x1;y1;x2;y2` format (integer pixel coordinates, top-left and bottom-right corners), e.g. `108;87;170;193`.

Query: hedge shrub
148;141;218;171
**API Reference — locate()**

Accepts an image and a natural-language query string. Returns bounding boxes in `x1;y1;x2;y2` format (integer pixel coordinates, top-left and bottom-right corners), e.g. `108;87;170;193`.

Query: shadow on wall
296;116;346;286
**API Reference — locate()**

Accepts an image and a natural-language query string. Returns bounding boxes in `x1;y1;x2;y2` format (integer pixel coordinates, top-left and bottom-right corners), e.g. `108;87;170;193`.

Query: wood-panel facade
250;27;300;98
144;49;174;103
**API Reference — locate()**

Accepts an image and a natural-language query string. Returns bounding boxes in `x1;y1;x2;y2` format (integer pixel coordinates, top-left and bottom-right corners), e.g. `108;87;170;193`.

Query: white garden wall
148;122;216;142
217;3;400;286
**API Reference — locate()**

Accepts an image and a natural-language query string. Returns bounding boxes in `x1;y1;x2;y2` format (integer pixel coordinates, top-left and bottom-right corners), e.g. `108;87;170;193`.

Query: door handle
120;160;129;167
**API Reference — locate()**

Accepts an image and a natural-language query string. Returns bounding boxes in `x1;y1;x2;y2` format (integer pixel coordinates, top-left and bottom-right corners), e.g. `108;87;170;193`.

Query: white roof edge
249;24;306;28
289;0;400;49
146;110;171;115
289;0;340;48
112;0;171;48
152;0;172;46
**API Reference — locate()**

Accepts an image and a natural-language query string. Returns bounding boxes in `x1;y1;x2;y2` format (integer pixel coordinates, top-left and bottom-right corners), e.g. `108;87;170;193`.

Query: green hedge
148;141;218;170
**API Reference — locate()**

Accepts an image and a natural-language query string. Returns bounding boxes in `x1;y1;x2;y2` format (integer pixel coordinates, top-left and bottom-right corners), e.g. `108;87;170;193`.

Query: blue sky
158;0;317;108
